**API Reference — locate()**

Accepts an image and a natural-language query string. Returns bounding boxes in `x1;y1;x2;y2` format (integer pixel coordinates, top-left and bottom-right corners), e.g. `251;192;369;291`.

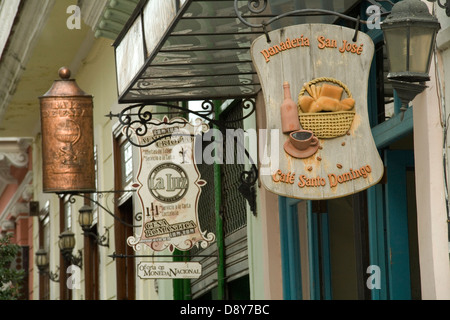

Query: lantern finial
58;67;71;80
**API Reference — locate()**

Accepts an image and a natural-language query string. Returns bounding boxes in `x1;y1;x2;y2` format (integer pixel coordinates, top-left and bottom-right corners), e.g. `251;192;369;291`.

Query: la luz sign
127;117;215;252
251;24;384;200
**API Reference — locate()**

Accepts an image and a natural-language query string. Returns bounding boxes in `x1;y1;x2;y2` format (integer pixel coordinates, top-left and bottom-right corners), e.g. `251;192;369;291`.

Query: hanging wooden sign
251;24;384;200
127;117;215;252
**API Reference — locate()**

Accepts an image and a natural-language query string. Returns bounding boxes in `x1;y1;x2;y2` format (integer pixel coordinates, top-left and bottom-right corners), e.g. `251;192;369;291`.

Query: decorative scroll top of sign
251;24;384;200
127;117;215;252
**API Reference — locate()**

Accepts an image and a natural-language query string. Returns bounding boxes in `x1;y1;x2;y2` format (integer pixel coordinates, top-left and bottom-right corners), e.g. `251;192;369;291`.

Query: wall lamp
427;0;450;16
382;0;441;111
78;205;109;247
58;230;83;268
35;248;59;282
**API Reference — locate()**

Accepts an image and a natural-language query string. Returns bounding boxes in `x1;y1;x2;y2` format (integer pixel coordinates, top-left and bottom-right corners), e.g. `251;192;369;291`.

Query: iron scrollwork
67;190;139;228
106;99;259;215
106;101;214;148
234;0;392;42
238;165;258;214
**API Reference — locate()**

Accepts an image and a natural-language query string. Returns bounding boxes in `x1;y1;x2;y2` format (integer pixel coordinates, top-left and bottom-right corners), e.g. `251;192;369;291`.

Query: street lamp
78;205;109;247
35;248;49;273
35;248;59;282
382;0;440;110
58;230;82;268
382;0;440;82
78;205;94;232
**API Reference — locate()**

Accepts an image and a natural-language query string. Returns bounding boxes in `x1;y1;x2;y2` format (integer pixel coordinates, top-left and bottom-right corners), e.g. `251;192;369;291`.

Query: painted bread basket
297;77;356;139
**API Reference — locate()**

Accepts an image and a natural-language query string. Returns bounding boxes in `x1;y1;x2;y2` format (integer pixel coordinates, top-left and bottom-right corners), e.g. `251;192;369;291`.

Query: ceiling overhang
113;0;362;104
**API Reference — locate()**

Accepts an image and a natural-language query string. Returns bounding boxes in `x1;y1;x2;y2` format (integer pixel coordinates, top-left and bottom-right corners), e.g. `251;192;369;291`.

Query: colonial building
0;0;449;301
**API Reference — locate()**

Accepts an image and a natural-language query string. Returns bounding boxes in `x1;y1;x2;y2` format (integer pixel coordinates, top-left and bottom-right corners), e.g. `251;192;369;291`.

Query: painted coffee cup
290;130;318;150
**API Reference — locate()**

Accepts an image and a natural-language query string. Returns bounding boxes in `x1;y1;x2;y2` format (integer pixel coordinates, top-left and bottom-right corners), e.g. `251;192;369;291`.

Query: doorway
279;147;420;300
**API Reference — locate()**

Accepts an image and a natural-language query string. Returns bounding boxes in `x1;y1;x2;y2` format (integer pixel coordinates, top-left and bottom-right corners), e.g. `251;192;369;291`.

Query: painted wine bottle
280;81;301;133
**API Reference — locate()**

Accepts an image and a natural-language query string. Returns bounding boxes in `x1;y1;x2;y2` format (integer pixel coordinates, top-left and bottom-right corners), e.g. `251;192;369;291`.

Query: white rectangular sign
137;261;202;279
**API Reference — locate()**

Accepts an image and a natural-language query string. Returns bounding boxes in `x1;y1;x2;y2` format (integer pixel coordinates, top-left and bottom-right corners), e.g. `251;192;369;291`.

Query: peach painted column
413;54;450;299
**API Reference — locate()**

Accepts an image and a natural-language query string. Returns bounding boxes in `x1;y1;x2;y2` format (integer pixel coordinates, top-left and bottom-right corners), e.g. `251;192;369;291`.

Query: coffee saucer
284;140;320;159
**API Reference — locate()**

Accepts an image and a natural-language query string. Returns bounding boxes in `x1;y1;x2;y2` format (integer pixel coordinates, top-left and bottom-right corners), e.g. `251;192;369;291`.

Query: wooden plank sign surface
251;24;384;200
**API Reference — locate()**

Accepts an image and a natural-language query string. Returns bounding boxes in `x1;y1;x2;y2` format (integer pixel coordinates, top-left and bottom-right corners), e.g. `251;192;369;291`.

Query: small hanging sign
137;261;202;279
127;117;215;252
251;24;384;200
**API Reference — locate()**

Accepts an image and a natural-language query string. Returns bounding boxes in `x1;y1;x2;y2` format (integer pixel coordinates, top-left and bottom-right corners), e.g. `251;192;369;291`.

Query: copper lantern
39;67;95;193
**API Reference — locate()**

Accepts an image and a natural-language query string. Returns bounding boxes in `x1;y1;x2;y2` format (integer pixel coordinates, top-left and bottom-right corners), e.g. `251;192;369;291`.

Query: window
64;195;72;231
121;141;133;188
113;132;136;300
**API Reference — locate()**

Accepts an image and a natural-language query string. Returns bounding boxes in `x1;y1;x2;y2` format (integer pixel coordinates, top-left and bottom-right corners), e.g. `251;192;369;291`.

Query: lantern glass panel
36;250;48;267
409;26;435;74
79;210;93;229
59;232;75;251
384;27;408;74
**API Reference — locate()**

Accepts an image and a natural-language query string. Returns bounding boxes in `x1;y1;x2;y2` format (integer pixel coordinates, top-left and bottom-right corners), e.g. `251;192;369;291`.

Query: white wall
413;1;450;300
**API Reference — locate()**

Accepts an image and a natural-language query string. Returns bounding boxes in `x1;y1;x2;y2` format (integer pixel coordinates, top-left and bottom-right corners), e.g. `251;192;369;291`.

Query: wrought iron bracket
67;190;140;228
429;0;450;16
105;99;259;215
83;227;110;248
48;268;60;283
105;99;256;148
238;166;258;216
234;0;393;42
62;249;83;269
39;266;60;283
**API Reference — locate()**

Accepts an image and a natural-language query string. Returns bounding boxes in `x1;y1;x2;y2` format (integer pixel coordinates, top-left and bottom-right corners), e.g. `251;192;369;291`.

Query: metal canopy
114;0;361;103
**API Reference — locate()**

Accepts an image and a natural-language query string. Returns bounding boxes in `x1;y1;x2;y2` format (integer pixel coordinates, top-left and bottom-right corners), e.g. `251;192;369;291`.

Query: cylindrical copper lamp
39;67;95;193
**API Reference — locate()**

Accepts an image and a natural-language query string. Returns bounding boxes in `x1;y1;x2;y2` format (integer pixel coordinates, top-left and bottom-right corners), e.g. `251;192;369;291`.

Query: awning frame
113;0;388;104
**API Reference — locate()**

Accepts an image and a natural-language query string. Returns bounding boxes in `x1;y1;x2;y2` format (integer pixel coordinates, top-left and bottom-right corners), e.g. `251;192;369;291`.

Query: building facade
0;0;449;301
